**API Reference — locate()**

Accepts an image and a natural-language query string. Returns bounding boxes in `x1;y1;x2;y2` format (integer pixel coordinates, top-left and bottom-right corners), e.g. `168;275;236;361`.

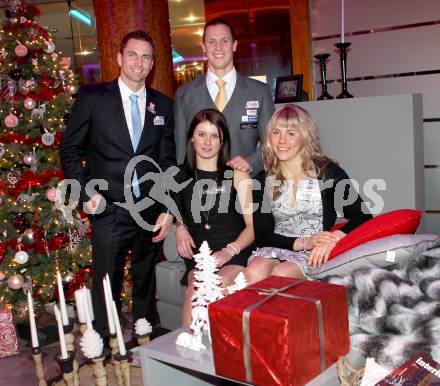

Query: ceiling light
70;8;92;26
186;14;197;23
172;49;184;64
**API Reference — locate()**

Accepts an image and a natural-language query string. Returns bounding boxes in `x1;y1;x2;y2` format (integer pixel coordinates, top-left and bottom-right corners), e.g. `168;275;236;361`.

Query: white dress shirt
206;67;237;104
118;77;146;141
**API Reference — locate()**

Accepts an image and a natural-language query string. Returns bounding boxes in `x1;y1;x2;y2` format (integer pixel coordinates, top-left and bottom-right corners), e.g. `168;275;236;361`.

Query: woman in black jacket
245;104;371;283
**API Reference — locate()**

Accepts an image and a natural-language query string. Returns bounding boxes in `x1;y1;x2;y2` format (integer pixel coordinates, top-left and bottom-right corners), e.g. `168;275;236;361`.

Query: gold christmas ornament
67;84;78;95
22;228;34;244
23;97;37;109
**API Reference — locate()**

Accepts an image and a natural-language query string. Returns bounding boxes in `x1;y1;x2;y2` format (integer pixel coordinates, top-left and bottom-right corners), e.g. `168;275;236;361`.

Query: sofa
155;224;186;330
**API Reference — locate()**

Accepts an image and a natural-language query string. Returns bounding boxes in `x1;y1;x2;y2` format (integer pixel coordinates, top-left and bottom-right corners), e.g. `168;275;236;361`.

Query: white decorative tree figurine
226;272;249;294
192;241;224;308
176;241;223;351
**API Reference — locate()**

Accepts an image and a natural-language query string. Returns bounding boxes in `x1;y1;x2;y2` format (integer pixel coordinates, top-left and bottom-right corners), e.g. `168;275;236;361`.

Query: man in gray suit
174;17;275;175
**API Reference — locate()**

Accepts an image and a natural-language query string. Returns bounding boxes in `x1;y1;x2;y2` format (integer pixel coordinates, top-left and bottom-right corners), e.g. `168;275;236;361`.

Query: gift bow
242;279;325;384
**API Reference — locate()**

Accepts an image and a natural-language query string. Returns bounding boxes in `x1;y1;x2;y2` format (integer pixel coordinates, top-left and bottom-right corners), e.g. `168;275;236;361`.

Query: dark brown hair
185;108;231;178
120;30;155;56
203;17;236;42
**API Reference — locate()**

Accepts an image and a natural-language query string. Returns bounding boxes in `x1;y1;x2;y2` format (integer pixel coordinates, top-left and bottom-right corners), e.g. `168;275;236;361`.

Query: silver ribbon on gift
242;279;325;384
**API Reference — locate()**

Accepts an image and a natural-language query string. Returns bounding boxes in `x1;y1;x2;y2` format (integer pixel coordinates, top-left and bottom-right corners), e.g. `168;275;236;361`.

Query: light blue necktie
129;94;142;198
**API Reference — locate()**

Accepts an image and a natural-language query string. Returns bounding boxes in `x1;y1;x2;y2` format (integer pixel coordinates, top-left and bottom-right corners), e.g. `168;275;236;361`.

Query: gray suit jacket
174;72;275;175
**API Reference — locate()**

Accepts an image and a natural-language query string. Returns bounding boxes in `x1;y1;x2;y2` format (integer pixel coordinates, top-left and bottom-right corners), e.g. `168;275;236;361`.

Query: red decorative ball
0;242;6;263
46;187;60;201
4;114;19;128
13;213;30;234
9;68;21;81
14;44;28;57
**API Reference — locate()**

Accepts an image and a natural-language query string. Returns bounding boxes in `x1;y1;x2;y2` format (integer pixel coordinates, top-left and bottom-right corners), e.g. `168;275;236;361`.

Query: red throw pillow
328;209;422;260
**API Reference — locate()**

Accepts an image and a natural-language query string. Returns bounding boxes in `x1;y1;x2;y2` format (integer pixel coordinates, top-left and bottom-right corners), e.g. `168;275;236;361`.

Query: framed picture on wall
274;75;303;103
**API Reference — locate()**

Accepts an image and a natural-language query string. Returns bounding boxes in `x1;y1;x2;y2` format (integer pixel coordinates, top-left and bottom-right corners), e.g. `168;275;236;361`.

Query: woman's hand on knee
176;224;196;258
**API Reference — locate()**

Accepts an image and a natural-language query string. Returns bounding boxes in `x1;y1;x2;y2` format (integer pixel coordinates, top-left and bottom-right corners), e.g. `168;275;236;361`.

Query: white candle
341;0;345;43
27;290;39;348
54;305;68;359
111;300;126;356
103;276;115;335
74;288;87;324
56;270;69;325
85;287;94;321
82;287;93;330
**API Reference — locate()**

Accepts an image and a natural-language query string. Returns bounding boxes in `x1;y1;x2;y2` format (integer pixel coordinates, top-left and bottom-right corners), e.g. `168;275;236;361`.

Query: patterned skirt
249;247;312;277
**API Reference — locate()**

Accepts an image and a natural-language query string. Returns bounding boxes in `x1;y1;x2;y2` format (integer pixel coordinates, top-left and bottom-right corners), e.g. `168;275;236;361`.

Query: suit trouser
90;204;162;336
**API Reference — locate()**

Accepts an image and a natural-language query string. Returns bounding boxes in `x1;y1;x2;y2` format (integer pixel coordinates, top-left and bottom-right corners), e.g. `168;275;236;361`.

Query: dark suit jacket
253;162;372;249
60;80;175;216
174;72;275;174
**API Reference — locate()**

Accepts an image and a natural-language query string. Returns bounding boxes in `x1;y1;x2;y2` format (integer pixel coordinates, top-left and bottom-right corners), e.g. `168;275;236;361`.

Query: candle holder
114;352;132;386
79;323;88;335
55;351;76;386
335;42;353;99
32;346;47;386
135;333;150;346
63;324;80;386
109;334;124;386
314;53;333;100
91;347;110;386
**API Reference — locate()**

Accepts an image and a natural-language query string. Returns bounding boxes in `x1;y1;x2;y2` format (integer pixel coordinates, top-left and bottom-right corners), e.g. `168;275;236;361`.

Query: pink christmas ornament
46;187;60;202
4;114;18;128
14;44;28;57
23;97;36;110
59;56;71;69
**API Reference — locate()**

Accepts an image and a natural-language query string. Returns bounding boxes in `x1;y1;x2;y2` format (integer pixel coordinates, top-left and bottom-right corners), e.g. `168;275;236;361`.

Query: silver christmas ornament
44;40;55;53
23;152;37;166
41;131;55;146
7;170;21;185
14;250;29;264
8;274;24;289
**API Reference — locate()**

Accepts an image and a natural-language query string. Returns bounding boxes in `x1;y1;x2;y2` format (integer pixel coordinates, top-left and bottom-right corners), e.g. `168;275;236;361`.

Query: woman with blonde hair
245;104;371;283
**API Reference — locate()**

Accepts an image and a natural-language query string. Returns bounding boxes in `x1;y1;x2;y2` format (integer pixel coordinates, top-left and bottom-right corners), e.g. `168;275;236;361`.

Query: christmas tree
0;0;91;321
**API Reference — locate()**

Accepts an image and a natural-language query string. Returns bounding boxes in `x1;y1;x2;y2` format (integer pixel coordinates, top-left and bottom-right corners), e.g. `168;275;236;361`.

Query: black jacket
60;80;176;216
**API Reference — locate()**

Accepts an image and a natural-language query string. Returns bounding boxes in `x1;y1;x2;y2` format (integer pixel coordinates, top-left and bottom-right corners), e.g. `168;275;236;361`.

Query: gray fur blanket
327;252;440;370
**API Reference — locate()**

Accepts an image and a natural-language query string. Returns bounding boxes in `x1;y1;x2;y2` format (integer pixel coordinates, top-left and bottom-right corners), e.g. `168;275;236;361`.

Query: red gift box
0;308;20;358
209;276;349;386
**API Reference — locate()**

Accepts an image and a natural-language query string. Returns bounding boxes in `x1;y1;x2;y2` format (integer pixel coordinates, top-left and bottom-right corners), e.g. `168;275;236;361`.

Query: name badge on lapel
246;100;259;109
153;116;164;125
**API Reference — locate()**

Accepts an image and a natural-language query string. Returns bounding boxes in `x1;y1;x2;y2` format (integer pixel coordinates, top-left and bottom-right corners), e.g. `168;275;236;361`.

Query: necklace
194;169;216;231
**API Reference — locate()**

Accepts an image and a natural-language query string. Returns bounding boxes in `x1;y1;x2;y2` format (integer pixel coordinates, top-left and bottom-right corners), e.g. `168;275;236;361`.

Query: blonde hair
263;104;332;185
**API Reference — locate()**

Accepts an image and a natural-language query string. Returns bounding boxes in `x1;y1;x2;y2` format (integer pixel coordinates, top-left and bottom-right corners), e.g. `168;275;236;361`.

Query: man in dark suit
60;30;175;336
174;17;275;175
